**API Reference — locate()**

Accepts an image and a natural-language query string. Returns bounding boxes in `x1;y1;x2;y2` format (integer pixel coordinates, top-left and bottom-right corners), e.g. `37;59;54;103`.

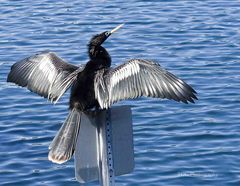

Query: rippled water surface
1;0;240;185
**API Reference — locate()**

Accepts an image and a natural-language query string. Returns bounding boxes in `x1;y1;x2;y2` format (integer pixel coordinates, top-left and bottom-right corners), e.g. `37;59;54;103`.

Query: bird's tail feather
48;108;81;164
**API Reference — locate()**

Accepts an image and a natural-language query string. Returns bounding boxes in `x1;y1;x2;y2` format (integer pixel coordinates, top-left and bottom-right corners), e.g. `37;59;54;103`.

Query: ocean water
1;0;240;185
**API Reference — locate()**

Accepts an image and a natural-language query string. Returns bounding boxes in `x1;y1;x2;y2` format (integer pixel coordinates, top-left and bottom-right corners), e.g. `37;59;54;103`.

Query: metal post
97;109;115;186
75;106;134;184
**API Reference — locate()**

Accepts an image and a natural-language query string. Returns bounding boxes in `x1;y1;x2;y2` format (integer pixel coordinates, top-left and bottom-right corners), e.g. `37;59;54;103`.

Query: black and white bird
7;24;197;164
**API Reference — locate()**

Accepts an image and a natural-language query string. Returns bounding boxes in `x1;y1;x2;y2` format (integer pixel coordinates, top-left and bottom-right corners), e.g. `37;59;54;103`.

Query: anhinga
7;24;197;164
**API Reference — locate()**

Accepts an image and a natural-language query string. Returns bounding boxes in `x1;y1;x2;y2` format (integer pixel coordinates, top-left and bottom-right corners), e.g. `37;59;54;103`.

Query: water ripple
1;0;240;185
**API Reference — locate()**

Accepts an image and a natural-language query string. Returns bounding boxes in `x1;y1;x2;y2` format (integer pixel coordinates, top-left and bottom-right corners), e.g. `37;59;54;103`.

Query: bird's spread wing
94;59;197;109
7;51;84;103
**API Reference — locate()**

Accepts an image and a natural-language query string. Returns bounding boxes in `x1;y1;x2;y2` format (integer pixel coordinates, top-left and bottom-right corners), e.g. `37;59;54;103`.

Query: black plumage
7;24;197;164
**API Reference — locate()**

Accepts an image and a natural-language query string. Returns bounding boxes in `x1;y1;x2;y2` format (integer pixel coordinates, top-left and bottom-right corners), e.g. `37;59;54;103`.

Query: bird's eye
105;31;111;37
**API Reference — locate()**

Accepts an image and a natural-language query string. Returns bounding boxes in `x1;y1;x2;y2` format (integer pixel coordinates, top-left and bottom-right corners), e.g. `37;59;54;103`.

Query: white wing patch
7;51;81;103
94;59;197;109
110;60;140;88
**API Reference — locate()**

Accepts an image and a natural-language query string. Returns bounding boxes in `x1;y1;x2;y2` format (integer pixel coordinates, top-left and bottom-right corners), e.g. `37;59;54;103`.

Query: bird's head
89;24;124;46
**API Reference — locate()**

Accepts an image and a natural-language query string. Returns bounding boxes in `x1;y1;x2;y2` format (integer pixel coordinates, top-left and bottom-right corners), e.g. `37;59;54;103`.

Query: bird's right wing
94;59;197;109
7;51;84;103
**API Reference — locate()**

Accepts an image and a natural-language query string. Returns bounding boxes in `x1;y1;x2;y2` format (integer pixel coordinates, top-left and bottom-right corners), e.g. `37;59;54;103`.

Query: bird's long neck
87;44;111;71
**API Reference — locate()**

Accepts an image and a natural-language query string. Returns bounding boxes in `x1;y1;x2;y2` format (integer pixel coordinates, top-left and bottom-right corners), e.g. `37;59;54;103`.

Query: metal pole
97;109;115;186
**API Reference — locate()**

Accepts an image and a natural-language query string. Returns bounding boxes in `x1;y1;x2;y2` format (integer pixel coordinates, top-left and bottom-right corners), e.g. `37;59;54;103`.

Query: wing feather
7;51;84;103
95;59;197;109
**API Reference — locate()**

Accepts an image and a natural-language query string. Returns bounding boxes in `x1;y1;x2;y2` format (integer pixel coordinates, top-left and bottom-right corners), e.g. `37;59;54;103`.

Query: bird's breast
69;70;97;111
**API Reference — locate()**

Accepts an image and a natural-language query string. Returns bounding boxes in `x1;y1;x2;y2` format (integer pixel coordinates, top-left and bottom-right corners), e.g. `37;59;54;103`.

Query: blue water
1;0;240;185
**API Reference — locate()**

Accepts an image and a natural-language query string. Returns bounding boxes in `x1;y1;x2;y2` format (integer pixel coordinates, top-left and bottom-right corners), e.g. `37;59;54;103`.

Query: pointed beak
110;23;124;34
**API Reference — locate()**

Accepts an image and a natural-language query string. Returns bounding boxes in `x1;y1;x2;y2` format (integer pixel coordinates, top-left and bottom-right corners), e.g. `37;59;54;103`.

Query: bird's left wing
94;59;197;109
7;51;84;103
